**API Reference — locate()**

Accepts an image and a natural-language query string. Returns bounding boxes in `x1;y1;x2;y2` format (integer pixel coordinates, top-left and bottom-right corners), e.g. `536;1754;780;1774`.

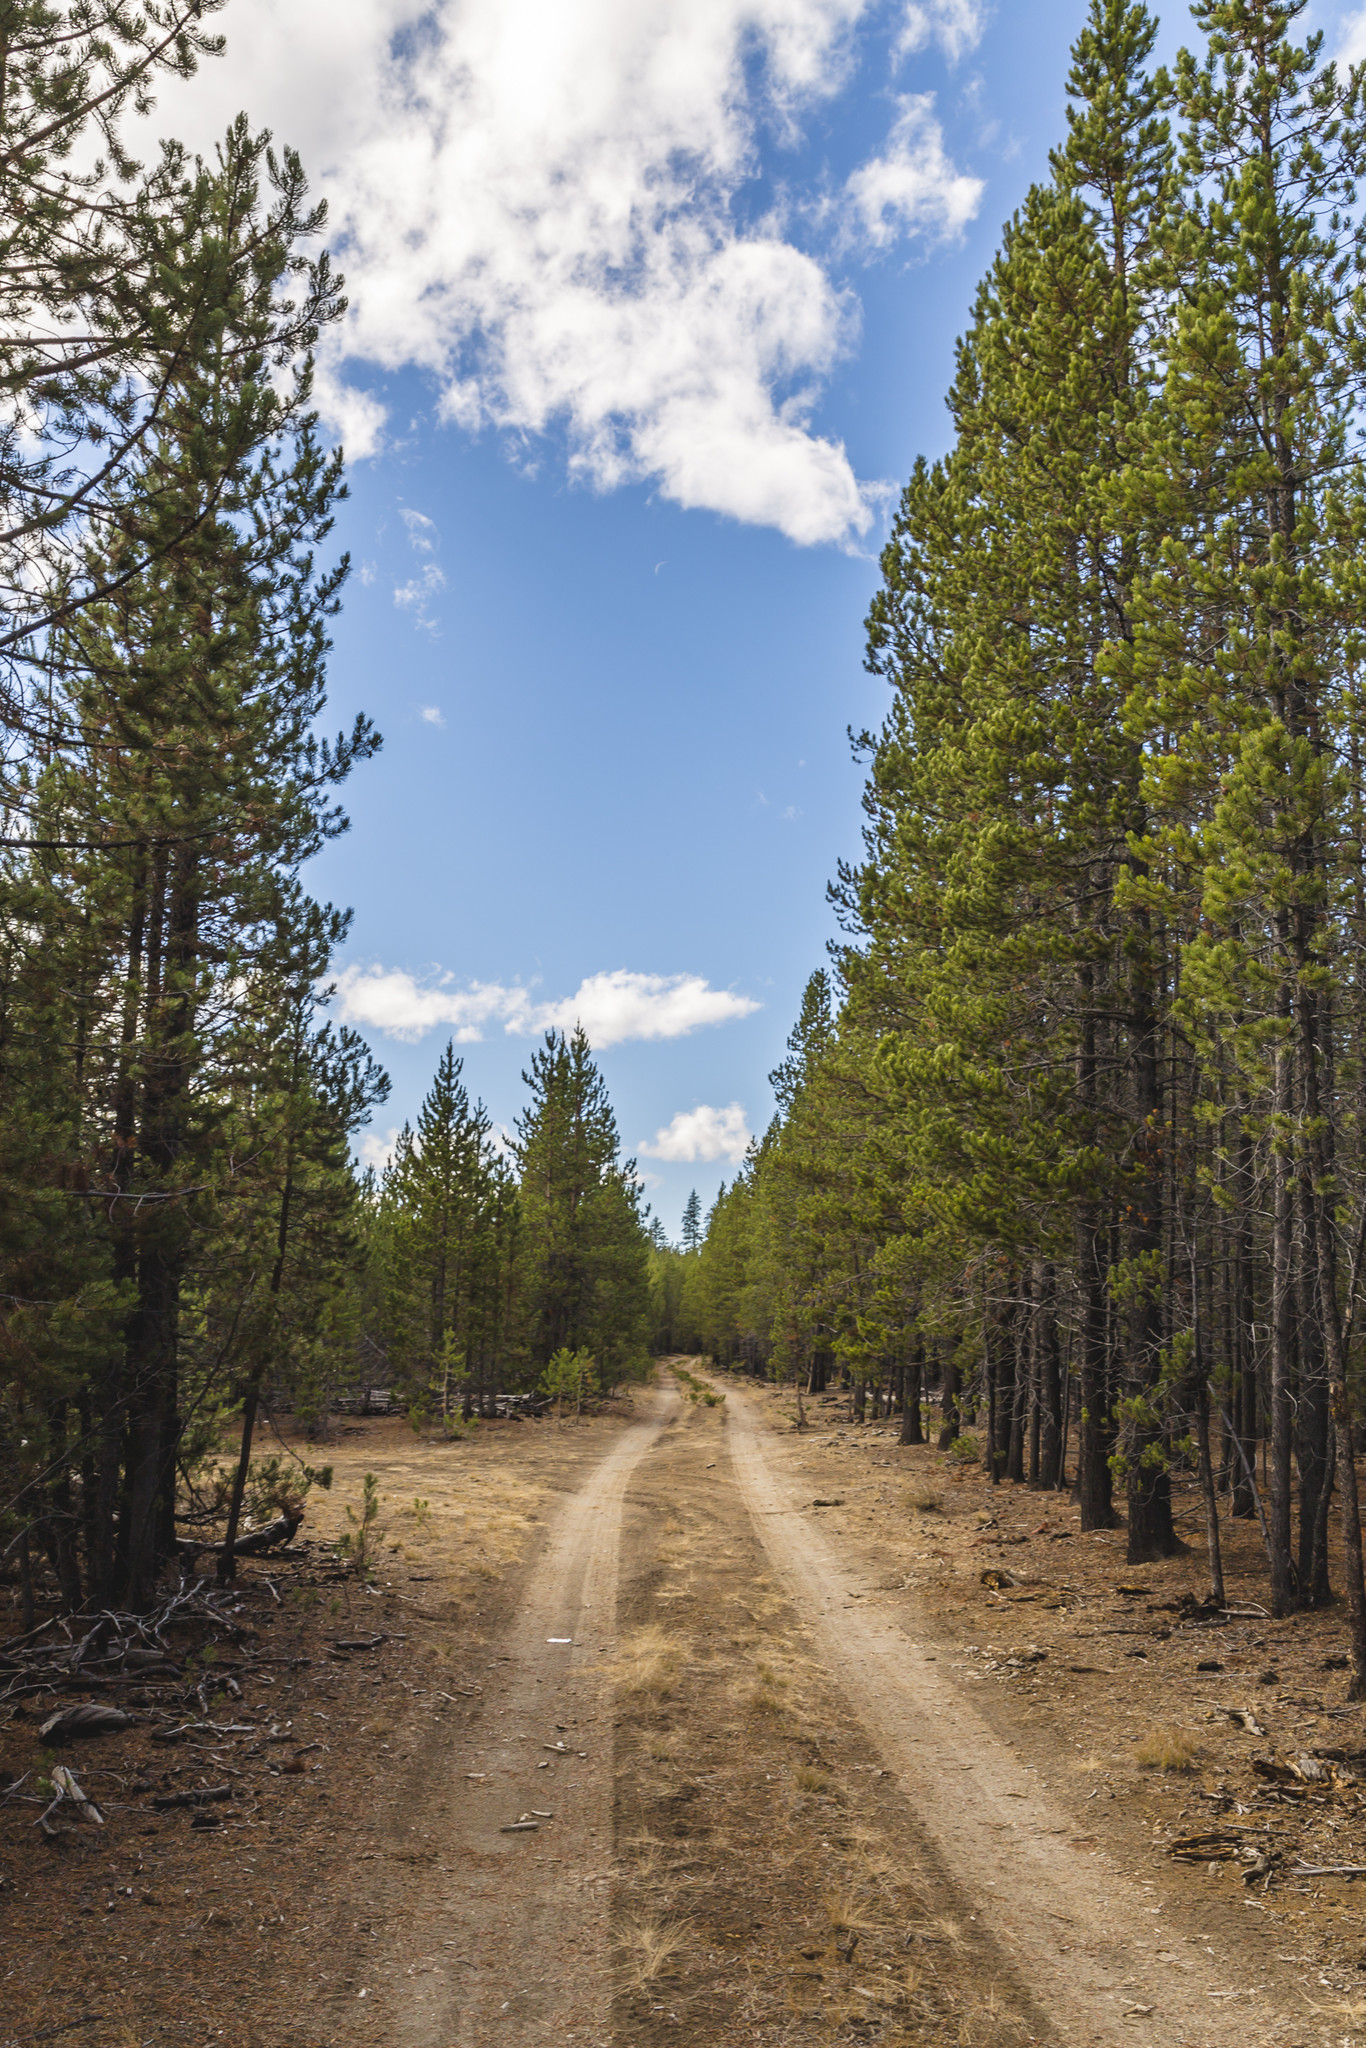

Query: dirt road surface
333;1367;1331;2048
721;1379;1313;2048
11;1368;1351;2048
353;1385;680;2048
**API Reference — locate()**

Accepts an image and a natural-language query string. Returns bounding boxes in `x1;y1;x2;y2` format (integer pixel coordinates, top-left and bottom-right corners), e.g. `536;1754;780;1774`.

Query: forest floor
3;1365;1366;2048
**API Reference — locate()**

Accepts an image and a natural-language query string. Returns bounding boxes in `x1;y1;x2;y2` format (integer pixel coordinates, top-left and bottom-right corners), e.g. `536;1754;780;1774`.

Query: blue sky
153;0;1366;1237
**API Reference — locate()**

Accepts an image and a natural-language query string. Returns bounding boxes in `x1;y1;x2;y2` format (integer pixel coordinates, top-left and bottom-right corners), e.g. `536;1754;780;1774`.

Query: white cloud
401;508;438;552
419;705;445;725
142;0;980;549
640;1102;753;1163
358;1123;401;1173
1344;9;1366;65
313;362;389;460
333;964;760;1047
894;0;985;64
542;971;760;1046
845;95;983;248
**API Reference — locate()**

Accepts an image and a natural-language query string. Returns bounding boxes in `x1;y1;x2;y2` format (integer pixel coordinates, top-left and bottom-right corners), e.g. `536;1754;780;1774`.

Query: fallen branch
20;2015;103;2042
150;1720;256;1744
1215;1704;1267;1737
34;1765;103;1837
151;1783;232;1809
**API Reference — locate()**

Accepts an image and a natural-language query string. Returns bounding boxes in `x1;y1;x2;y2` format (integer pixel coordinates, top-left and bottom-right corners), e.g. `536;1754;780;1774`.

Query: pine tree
0;124;376;1607
681;1189;702;1253
380;1043;504;1422
514;1027;651;1381
1113;0;1366;1614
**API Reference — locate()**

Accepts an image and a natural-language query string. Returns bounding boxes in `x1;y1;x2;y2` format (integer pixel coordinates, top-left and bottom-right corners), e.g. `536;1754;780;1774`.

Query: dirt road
359;1384;680;2048
722;1380;1312;2048
15;1369;1350;2048
320;1371;1337;2048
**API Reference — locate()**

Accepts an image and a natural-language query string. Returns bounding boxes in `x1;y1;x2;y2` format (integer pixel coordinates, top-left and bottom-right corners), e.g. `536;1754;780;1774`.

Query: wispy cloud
845;95;983;249
894;0;985;65
401;508;439;552
419;705;446;726
640;1102;752;1163
333;965;760;1047
394;508;446;625
144;0;981;549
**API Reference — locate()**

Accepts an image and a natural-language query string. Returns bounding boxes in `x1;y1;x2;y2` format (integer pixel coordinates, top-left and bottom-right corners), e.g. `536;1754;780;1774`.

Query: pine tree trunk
937;1353;960;1450
1075;1207;1114;1526
1124;907;1178;1563
1269;1025;1298;1616
1006;1290;1026;1484
1331;1382;1366;1702
1296;1159;1333;1603
1074;962;1115;1525
1232;1104;1259;1518
1036;1263;1063;1490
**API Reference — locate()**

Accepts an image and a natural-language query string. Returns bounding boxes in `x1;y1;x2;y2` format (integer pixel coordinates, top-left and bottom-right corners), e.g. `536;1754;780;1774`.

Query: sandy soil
5;1365;1366;2048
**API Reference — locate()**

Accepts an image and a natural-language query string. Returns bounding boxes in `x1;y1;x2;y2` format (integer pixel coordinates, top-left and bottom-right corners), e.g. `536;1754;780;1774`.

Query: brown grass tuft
1134;1724;1197;1772
617;1913;689;1990
792;1764;831;1795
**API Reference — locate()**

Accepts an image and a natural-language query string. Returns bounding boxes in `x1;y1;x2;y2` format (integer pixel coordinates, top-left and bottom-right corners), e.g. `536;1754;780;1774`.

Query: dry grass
911;1491;944;1513
958;1987;1014;2047
793;1764;832;1795
616;1623;682;1700
933;1914;969;1952
616;1913;690;1990
1308;1991;1366;2034
1134;1724;1198;1773
822;1886;881;1935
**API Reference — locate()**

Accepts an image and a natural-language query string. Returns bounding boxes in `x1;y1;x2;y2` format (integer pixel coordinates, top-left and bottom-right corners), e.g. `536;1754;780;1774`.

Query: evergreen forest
676;0;1366;1681
0;3;654;1616
7;5;1366;2038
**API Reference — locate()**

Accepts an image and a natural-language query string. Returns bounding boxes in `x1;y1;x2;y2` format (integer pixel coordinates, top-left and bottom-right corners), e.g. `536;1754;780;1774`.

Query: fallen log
174;1507;303;1560
38;1704;132;1743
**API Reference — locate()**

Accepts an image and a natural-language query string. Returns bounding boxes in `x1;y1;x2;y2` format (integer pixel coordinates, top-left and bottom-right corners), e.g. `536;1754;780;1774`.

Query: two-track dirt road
355;1384;681;2048
334;1373;1333;2048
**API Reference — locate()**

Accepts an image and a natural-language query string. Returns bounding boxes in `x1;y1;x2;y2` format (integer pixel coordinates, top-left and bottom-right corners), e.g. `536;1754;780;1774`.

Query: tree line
0;6;652;1619
690;0;1366;1685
